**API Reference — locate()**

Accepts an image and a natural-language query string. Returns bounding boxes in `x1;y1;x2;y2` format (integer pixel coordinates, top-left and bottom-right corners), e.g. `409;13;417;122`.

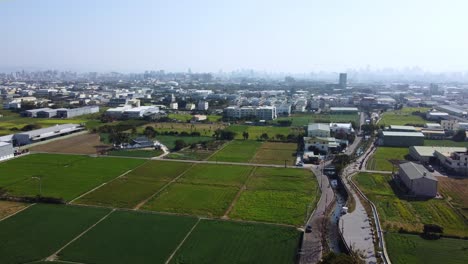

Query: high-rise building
339;73;347;88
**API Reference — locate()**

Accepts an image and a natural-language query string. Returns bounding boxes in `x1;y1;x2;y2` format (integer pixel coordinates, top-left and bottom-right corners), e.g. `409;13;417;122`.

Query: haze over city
2;0;468;73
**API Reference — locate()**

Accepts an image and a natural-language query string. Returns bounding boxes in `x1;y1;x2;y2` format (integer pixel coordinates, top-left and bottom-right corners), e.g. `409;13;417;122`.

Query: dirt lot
30;133;110;154
0;201;27;219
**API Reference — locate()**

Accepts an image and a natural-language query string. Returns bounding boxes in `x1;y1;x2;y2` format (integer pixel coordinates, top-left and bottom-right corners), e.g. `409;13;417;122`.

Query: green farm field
275;113;359;127
170;219;300;264
59;210;198;264
226;125;303;140
107;149;164;158
208;140;263;163
354;173;467;236
178;164;253;187
75;161;192;208
167;113;222;122
142;183;239;217
0;204;110;264
424;139;468;147
156;135;214;150
251;142;297;165
378;107;430;126
366;147;409;171
386;233;468;264
139;122;226;136
0;154;145;201
230;167;318;226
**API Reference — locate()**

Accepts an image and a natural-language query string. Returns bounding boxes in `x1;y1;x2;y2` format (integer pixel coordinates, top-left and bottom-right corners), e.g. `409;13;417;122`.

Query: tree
21;124;42;131
259;133;269;140
319;252;365;264
242;131;249;140
275;134;286;141
144;126;156;138
213;129;236;140
453;129;466;142
174;140;187;151
423;224;443;240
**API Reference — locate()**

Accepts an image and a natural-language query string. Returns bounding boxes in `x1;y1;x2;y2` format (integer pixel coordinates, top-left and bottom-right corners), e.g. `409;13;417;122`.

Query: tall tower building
339;73;347;89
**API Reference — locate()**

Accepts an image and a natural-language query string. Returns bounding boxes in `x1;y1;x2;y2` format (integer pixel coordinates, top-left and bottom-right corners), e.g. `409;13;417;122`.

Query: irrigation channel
326;173;349;255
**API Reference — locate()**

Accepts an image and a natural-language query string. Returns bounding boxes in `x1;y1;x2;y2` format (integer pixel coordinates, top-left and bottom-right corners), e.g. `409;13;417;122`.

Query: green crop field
165;149;213;160
107;149;164;158
251;142;297;165
386;233;468;264
156;135;214;150
208;140;263;163
275;113;359;127
139;122;227;136
59;211;197;264
76;161;192;208
142;183;238;217
226;125;302;140
179;164;253;187
366;147;409;171
0;204;110;264
0;154;145;201
169;219;300;264
379;107;429;126
354;173;467;236
230;167;318;226
424;140;468;147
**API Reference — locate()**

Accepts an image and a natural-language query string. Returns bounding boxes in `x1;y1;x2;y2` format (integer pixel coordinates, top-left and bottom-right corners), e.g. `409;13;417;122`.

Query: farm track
164;218;201;264
222;167;257;219
133;163;196;210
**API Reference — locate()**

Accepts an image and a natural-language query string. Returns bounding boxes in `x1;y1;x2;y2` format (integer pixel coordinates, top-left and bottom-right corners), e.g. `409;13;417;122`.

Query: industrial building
105;105;158;119
197;101;209;111
330;123;355;134
56;106;99;118
13;124;84;146
436;105;467;117
36;109;58;118
24;108;54;117
434;149;468;176
304;137;340;154
388;125;417;132
409;146;467;163
0;142;14;161
307;123;331;137
379;131;424;147
398;162;438;197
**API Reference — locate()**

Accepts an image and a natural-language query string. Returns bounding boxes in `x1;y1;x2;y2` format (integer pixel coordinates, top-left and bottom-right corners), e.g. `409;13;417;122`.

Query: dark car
305;225;312;233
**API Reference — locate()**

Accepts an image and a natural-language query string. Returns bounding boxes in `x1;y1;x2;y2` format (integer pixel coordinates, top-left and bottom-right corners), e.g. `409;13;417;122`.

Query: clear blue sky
1;0;468;73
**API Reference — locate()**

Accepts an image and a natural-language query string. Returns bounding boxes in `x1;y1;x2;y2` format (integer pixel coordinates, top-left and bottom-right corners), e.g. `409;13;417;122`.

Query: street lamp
31;176;42;196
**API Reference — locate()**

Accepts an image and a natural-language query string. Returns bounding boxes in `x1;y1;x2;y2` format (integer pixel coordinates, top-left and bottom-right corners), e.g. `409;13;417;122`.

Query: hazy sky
1;0;468;73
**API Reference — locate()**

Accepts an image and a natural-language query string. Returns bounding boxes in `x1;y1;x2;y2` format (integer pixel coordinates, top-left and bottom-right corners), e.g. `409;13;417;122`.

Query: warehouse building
307;123;330;137
36;109;58;118
379;131;424;147
13;124;84;146
409;146;467;163
57;106;99;118
388;125;417;132
23;108;54;117
398;162;438;197
0;142;14;161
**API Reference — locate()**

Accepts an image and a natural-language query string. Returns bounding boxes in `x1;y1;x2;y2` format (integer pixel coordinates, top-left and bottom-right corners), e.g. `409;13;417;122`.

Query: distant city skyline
2;0;468;73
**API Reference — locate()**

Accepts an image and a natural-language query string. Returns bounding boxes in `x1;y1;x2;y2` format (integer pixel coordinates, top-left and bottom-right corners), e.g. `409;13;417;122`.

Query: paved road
300;163;335;264
339;141;378;263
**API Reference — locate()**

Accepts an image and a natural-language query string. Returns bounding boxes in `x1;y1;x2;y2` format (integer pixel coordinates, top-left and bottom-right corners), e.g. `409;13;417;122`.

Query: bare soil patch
30;133;110;154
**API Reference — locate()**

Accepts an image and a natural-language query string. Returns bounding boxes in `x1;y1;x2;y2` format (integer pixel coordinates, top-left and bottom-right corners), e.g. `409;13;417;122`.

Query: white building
434;149;468;175
185;103;196;111
398;162;438;197
0;142;14;161
441;120;459;131
304;137;340;154
105;105;133;118
223;106;277;120
13;124;84;146
307;123;330;137
169;102;178;110
276;104;292;116
123;106;159;119
329;123;354;135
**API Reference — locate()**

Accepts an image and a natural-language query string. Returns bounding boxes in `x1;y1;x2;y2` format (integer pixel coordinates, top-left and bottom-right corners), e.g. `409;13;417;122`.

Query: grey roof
410;146;467;157
16;124;81;137
308;123;330;131
0;142;14;156
330;107;358;111
399;162;437;181
389;125;417;131
382;131;424;137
